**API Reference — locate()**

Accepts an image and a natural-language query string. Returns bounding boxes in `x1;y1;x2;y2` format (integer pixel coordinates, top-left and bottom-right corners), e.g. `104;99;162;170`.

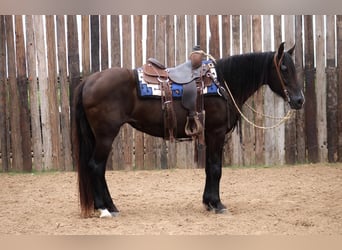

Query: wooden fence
0;15;342;172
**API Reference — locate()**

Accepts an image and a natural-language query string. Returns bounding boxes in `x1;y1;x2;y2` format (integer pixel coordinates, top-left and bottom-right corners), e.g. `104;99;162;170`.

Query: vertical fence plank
294;15;306;163
264;15;277;165
110;15;122;170
121;15;134;170
315;15;327;162
284;15;296;165
144;15;157;169
304;15;319;163
186;15;195;55
15;15;32;171
196;15;206;51
337;15;342;161
227;14;242;166
209;15;220;59
6;15;24;171
82;15;90;76
133;15;145;170
221;15;230;57
176;15;196;168
0;15;9;171
67;15;80;168
241;15;255;166
252;15;264;165
166;15;177;169
100;15;108;71
111;15;121;68
34;15;54;170
26;15;42;170
91;15;100;73
326;15;338;162
155;15;168;169
46;15;62;170
57;15;73;170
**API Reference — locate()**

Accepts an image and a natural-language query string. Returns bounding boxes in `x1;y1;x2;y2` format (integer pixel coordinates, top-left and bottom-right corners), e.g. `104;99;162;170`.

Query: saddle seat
141;48;217;138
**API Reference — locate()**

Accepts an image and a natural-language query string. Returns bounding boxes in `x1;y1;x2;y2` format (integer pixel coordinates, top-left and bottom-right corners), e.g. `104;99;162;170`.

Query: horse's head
268;42;305;110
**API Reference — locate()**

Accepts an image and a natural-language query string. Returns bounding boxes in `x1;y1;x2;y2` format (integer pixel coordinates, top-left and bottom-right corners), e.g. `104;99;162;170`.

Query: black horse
73;43;304;218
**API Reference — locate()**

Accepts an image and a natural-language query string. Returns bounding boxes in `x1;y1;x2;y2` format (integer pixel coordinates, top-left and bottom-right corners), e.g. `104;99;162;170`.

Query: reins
215;51;293;130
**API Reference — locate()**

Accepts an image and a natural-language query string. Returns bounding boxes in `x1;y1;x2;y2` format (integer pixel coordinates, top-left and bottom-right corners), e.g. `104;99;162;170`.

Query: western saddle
141;46;219;142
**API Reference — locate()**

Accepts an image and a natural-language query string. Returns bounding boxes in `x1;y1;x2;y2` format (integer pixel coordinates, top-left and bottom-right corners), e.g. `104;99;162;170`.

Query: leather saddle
141;49;216;137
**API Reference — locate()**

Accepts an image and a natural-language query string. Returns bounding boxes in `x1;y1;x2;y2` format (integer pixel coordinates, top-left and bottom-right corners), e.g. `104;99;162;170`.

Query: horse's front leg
202;134;227;213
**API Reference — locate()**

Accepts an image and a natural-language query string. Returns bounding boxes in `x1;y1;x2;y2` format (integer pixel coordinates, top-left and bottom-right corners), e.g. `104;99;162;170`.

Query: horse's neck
218;53;272;106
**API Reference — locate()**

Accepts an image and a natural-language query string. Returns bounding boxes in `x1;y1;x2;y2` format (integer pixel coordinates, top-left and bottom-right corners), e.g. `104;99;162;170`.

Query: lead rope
222;78;293;129
193;50;293;130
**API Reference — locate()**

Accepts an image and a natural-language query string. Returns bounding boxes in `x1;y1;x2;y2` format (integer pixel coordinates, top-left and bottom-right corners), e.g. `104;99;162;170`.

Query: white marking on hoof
98;208;112;218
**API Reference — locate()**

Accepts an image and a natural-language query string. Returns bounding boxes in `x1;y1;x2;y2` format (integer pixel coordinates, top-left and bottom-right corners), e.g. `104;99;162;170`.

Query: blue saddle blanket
136;68;218;98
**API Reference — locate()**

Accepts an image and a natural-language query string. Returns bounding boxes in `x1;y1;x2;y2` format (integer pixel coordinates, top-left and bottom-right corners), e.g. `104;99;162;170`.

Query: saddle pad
136;68;218;99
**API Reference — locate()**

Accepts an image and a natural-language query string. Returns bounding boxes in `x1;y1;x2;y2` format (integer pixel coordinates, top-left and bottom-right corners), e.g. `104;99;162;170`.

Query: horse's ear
277;42;285;60
287;44;295;56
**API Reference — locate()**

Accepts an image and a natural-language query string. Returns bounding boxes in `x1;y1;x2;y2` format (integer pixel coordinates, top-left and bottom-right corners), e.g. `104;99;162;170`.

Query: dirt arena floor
0;164;341;235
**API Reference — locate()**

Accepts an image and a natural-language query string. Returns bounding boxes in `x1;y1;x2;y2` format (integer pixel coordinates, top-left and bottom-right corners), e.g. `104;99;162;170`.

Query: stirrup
185;113;203;136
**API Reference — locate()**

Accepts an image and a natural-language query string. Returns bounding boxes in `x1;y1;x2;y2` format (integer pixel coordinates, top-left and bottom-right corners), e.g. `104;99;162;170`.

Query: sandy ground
0;164;341;235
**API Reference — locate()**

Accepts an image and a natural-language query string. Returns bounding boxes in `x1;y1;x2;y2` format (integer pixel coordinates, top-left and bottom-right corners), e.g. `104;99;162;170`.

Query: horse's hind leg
90;136;119;218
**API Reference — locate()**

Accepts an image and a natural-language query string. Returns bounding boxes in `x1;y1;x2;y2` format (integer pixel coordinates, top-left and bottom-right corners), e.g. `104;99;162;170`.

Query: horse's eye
281;64;287;71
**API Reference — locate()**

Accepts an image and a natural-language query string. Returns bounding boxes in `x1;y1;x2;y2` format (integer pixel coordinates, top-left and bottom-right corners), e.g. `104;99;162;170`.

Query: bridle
273;52;291;103
219;52;294;130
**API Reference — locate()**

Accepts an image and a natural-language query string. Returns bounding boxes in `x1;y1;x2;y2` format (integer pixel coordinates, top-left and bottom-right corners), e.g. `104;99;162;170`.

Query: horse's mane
215;51;275;105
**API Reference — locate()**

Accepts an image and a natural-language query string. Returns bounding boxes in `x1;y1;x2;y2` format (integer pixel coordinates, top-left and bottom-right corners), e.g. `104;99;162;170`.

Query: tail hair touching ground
72;80;96;217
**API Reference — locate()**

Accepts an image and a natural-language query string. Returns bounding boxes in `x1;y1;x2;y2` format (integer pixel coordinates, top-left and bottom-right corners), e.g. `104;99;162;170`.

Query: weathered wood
166;15;177;169
121;15;134;170
209;15;220;59
263;16;285;165
67;15;80;168
100;15;108;71
82;15;90;76
304;15;319;163
110;15;121;68
6;15;24;171
109;15;121;170
264;15;276;166
337;15;342;161
284;15;296;165
315;15;327;162
226;14;242;166
155;15;168;169
196;15;206;51
46;15;61;170
326;15;338;162
144;15;157;169
15;15;32;171
0;15;9;171
186;15;195;55
221;15;230;56
176;15;196;169
90;15;99;73
133;15;145;170
57;15;73;170
252;15;264;165
25;15;42;170
294;15;306;164
241;15;255;166
33;15;53;170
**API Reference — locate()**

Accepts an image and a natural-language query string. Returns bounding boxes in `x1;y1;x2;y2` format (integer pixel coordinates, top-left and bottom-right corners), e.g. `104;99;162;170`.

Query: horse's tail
72;80;95;217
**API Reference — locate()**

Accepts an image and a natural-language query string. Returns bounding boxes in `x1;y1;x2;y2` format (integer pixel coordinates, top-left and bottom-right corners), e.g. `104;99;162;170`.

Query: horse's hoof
204;202;228;214
98;208;113;218
110;211;120;217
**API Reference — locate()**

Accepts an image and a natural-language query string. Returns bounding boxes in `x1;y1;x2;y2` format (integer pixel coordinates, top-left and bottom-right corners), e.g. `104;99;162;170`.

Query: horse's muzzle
289;92;305;110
